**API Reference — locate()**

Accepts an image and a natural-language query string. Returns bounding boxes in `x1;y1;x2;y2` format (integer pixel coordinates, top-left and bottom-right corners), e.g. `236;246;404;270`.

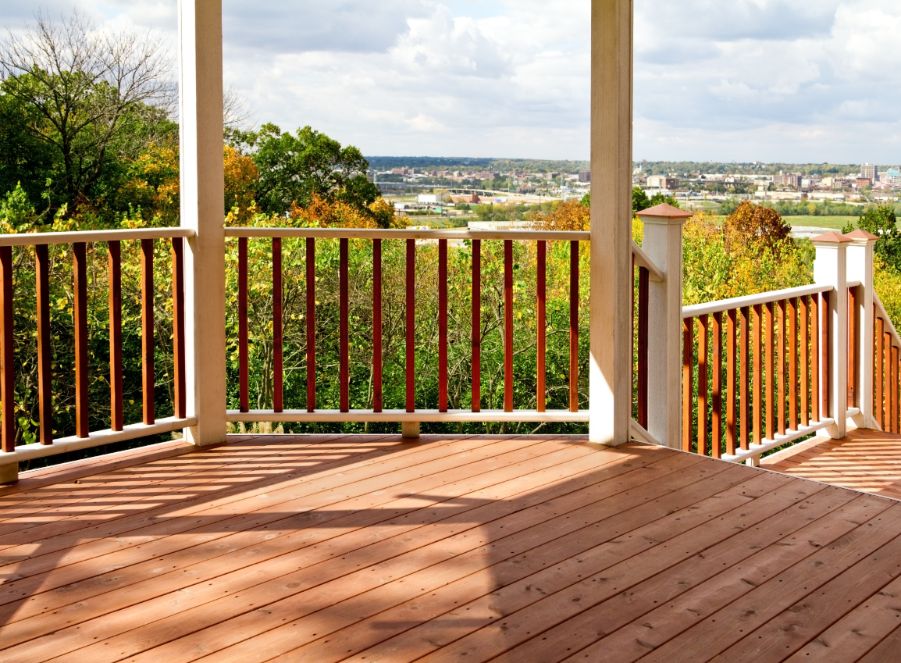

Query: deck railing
873;293;901;432
224;227;590;427
0;228;196;468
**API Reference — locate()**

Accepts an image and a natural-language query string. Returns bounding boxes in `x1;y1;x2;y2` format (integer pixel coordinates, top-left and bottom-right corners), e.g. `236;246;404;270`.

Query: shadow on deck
763;428;901;501
0;434;900;662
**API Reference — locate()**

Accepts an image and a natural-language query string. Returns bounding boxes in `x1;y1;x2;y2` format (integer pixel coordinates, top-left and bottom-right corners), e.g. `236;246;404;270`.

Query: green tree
843;205;901;269
236;123;379;215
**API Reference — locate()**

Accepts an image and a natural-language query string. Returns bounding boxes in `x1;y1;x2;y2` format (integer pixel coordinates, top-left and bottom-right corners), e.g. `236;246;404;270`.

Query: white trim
721;418;835;463
0;228;194;248
0;417;196;464
630;240;664;282
629;419;661;446
682;283;832;319
224;227;590;242
227;409;589;424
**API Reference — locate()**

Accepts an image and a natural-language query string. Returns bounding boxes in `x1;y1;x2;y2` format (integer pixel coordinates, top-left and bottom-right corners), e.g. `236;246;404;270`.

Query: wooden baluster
875;317;884;429
273;238;284;413
698;315;709;456
799;296;809;427
35;245;53;444
536;240;546;412
777;299;786;435
171;238;186;419
503;240;514;412
141;239;155;425
73;242;89;438
406;239;416;412
788;297;798;431
372;239;383;413
569;240;579;412
848;286;857;407
0;246;14;451
752;304;762;445
711;312;722;458
765;302;775;440
682;317;693;453
238;237;248;413
885;332;892;431
811;294;820;421
305;237;316;412
108;242;124;430
438;239;448;412
821;292;830;418
472;240;481;413
892;344;899;433
739;306;749;451
726;309;737;456
637;266;649;429
339;238;349;413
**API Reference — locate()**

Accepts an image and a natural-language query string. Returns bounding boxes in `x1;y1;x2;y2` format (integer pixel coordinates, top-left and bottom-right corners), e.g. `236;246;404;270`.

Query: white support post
588;0;633;446
813;232;850;439
178;0;227;446
639;204;690;448
846;229;878;429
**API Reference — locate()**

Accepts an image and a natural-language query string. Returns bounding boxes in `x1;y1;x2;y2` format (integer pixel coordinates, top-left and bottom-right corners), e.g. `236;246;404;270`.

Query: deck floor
1;434;901;662
763;428;901;501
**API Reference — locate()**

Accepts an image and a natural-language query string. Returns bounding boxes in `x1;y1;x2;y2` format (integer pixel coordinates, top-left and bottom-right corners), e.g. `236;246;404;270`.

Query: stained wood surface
764;427;901;501
1;434;899;662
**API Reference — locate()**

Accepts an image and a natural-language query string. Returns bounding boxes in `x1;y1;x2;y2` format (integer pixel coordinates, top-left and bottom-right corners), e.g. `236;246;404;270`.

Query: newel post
639;204;690;448
178;0;227;446
813;232;850;438
846;230;878;429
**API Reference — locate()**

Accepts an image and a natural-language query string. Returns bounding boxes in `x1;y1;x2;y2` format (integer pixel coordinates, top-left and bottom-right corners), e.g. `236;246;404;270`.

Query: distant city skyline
1;1;900;163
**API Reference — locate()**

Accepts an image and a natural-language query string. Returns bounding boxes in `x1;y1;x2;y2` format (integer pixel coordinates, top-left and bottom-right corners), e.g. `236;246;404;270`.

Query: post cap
637;203;693;221
844;229;878;243
811;231;851;244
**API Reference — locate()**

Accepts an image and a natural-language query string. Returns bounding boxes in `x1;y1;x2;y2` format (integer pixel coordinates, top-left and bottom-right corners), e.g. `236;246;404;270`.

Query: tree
843;205;901;269
0;11;173;217
724;201;791;253
236;123;379;215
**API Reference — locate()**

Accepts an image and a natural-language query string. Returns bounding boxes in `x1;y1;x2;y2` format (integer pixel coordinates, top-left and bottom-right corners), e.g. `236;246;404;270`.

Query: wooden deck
763;428;901;501
1;434;901;662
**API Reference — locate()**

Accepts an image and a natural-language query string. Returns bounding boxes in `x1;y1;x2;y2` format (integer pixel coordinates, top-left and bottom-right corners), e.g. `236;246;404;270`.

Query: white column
639;204;690;448
588;0;633;446
845;229;877;428
179;0;227;446
813;232;850;439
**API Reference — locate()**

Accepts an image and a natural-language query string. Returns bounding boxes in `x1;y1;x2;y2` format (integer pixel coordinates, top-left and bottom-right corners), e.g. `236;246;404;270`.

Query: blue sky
2;1;900;163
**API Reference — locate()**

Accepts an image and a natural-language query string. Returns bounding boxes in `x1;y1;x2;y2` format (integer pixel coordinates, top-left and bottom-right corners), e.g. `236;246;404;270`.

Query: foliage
529;200;589;231
631;187;678;214
724;201;791;254
843;205;901;270
235;123;379;215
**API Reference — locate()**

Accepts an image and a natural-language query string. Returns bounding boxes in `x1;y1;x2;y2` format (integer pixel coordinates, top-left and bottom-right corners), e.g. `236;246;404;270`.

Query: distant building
578;171;591;183
773;172;802;189
646;175;676;190
856;177;873;189
862;163;878;182
417;194;438;205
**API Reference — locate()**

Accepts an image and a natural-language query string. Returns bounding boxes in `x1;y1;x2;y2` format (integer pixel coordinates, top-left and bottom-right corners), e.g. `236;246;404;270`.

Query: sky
2;0;900;163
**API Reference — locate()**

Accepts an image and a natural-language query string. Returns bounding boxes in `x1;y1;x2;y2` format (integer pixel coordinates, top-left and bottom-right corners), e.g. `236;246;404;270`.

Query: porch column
178;0;227;446
589;0;633;445
845;230;877;429
813;232;850;439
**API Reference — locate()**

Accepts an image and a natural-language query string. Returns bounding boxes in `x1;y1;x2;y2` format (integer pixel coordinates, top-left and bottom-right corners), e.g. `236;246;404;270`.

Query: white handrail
630;241;664;282
224;226;590;242
682;283;833;319
0;227;195;248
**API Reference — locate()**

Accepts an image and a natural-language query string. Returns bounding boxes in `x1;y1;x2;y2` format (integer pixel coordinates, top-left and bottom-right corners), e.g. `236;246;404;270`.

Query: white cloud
1;1;900;162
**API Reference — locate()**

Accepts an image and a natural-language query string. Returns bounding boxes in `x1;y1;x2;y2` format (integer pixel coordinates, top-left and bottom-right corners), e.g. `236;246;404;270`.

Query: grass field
782;215;856;230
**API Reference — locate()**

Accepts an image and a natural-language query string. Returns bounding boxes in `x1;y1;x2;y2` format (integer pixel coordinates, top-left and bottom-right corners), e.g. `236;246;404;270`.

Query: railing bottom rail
227;409;589;424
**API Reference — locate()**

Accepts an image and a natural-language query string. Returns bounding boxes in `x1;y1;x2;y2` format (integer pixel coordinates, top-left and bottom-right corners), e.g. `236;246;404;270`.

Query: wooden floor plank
0;433;899;663
563;491;889;662
638;502;901;662
44;450;703;663
0;438;621;643
382;471;822;663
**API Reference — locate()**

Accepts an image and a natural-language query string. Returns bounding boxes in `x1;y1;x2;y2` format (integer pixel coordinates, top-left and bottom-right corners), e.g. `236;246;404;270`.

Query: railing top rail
0;227;195;248
682;282;833;319
630;240;664;282
874;293;901;348
224;226;591;242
